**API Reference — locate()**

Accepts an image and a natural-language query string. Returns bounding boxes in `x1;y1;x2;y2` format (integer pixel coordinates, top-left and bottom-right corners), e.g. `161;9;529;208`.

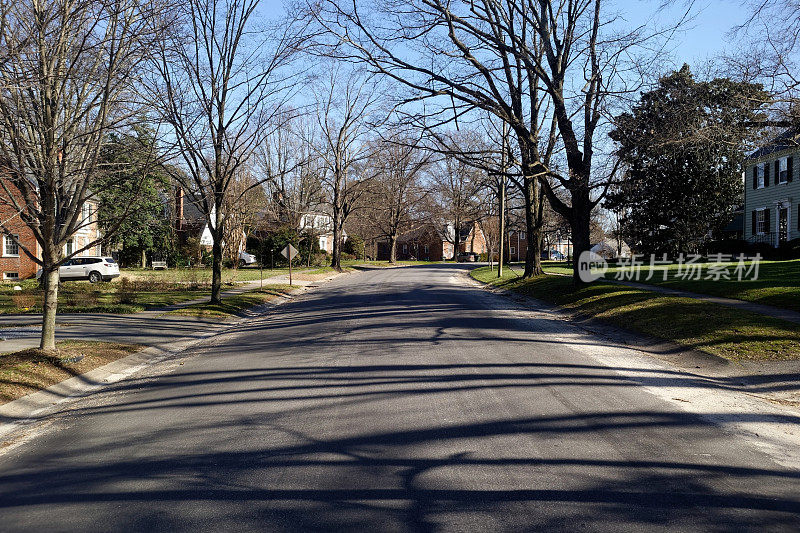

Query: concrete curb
0;271;345;439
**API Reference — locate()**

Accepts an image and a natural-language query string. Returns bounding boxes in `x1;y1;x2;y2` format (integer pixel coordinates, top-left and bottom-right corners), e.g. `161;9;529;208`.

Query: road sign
281;244;298;285
281;244;298;260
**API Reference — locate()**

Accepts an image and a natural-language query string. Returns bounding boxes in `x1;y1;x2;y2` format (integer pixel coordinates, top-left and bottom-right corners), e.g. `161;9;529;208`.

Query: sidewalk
604;277;800;325
546;271;800;325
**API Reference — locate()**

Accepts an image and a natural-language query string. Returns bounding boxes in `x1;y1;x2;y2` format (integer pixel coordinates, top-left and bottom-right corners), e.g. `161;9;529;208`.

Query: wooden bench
152;261;168;270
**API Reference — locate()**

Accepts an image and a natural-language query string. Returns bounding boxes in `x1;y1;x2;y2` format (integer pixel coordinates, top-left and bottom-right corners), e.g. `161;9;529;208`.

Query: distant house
744;129;799;247
174;186;206;245
377;224;451;261
0;176;102;280
506;229;529;261
377;221;486;261
591;240;631;259
174;187;248;258
508;229;571;261
299;212;340;254
455;221;487;257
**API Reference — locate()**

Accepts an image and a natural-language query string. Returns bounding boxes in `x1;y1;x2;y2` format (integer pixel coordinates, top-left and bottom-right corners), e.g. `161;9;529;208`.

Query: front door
779;206;789;245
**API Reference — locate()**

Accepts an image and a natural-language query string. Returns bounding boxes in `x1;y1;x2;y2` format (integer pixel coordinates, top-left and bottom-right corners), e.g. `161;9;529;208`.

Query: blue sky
262;0;751;68
651;0;751;66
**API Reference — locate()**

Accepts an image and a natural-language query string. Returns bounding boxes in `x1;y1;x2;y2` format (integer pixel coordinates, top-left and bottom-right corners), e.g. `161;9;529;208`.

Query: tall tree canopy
98;127;173;267
607;66;769;255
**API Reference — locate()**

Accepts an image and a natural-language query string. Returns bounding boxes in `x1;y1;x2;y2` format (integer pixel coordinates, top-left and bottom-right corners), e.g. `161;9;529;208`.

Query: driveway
0;264;798;531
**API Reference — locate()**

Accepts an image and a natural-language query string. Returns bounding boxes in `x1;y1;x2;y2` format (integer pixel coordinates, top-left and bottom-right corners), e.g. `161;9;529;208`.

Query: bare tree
311;67;381;271
152;0;303;304
222;166;269;266
0;0;159;351
314;0;679;283
366;135;431;263
727;0;800;126
312;0;561;277
260;114;326;230
430;152;482;260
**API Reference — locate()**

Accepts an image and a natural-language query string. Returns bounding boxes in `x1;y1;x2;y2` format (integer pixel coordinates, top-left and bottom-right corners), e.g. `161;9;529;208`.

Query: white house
299;212;343;254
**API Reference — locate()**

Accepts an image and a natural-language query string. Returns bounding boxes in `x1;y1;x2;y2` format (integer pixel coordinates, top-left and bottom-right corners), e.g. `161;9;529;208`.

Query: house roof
397;223;444;243
746;128;800;161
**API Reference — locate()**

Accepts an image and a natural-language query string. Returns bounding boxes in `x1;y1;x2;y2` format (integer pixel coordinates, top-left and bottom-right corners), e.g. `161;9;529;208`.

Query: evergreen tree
97;127;174;266
607;66;769;255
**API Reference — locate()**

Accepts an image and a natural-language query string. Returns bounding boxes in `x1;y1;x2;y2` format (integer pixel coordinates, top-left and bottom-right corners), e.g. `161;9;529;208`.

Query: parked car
239;251;257;267
36;257;120;283
457;252;479;262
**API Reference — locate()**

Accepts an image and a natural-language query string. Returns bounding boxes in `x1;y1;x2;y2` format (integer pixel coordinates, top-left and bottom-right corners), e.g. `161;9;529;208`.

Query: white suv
36;257;120;283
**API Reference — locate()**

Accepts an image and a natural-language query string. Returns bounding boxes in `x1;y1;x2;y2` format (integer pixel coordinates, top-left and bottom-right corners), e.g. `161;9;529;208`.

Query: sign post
281;244;299;285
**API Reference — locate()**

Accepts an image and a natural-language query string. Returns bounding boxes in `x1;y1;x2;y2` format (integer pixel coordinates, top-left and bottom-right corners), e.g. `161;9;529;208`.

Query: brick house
0;179;39;280
506;228;573;261
455;221;488;257
0;177;102;280
377;224;452;261
506;229;529;261
744;129;799;247
377;221;486;261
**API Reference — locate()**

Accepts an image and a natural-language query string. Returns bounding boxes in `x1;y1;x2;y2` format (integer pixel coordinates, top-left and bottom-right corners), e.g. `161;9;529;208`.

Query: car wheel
239;259;247;268
88;271;102;284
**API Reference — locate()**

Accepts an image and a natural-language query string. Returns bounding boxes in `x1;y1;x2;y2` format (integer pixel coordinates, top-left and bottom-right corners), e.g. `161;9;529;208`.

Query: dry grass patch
0;340;142;405
167;285;296;319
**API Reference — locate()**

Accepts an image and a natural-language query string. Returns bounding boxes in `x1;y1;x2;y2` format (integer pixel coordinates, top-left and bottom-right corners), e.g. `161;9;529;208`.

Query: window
779;158;788;184
402;244;408;253
520;232;526;241
3;234;19;257
757;164;765;188
65;239;74;256
756;209;766;234
81;203;94;223
3;272;18;280
424;245;429;253
510;246;516;255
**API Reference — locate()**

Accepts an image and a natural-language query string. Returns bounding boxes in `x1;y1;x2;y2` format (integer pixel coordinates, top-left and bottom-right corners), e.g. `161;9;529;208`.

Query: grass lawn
471;266;800;361
167;285;297;319
121;267;294;284
345;260;442;268
0;279;209;314
0;340;142;405
541;259;800;313
0;266;308;314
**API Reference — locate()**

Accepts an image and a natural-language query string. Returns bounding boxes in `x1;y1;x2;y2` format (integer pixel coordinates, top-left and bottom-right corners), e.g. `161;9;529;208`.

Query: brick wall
0;177;102;280
0;181;39;280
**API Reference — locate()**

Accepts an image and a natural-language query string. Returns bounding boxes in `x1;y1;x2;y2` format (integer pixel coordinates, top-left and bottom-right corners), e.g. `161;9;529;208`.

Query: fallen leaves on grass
0;341;142;405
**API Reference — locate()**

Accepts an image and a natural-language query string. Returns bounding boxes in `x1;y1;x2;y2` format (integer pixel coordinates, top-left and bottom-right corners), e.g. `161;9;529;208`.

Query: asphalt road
0;264;799;532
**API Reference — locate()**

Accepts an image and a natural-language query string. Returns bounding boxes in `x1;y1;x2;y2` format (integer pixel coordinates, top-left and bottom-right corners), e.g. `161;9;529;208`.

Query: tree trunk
331;221;342;271
522;178;543;278
211;234;223;304
330;231;341;270
40;267;60;352
571;191;592;286
453;219;461;261
389;233;397;263
141;249;146;268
